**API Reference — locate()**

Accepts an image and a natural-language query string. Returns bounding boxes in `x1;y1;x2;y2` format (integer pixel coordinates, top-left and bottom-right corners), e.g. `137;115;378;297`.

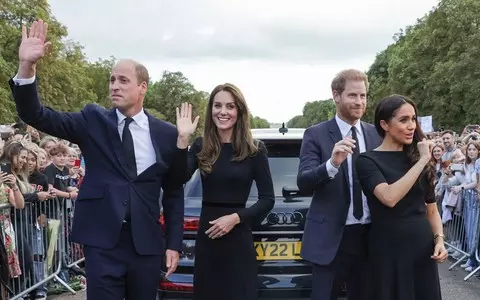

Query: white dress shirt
12;74;157;175
325;115;371;225
116;110;156;175
12;74;34;85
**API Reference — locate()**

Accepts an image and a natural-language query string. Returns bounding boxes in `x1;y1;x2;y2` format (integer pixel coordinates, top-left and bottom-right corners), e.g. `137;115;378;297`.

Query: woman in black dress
355;95;448;300
177;83;275;300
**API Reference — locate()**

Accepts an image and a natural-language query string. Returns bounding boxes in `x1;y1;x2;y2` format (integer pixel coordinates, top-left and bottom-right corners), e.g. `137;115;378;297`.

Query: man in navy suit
297;69;382;300
9;20;198;299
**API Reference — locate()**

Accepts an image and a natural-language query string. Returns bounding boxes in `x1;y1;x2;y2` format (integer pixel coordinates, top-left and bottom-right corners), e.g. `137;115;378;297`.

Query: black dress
356;151;442;300
187;137;275;300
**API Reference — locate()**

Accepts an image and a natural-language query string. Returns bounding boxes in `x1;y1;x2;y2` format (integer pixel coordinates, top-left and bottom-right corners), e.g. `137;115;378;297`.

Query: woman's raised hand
176;102;200;138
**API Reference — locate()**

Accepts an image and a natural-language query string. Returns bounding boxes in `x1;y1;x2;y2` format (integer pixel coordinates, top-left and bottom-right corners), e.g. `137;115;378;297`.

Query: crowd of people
429;128;480;274
0;123;85;299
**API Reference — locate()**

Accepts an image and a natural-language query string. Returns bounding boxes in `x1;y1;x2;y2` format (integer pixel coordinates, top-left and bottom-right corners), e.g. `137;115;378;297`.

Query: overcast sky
48;0;440;123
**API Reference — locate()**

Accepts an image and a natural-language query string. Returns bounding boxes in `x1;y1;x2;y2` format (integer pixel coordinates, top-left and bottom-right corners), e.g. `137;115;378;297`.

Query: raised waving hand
176;102;200;138
19;19;51;65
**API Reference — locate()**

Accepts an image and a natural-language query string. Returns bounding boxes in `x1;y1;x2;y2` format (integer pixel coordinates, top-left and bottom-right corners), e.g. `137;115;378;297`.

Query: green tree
145;71;208;136
0;0;271;139
287;115;308;128
85;56;116;108
364;45;396;123
287;99;336;128
366;0;480;132
250;115;270;128
0;0;98;122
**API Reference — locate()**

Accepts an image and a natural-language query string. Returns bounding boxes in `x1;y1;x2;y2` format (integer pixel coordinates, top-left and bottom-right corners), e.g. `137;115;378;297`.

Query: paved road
49;263;480;300
437;263;480;300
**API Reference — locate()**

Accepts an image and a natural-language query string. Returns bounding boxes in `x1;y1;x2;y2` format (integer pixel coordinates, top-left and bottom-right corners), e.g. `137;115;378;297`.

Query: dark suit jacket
9;79;186;256
297;118;381;266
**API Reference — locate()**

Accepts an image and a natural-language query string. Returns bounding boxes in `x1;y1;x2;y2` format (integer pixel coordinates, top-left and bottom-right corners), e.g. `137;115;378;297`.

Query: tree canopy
288;0;479;131
0;0;270;136
287;100;335;128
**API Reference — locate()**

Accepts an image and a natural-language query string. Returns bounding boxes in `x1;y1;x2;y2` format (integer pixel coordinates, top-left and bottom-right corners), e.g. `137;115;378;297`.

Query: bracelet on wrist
434;233;445;242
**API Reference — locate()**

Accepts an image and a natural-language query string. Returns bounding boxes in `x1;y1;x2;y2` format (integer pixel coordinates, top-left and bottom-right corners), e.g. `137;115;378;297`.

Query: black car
158;127;315;299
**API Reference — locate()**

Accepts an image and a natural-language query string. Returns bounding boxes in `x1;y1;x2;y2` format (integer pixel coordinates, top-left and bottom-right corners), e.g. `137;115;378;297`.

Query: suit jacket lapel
361;122;376;151
327;118;350;188
106;109;130;178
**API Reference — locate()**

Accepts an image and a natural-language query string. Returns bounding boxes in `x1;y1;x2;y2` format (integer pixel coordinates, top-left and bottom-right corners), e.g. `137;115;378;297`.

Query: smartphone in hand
450;164;463;172
0;162;12;174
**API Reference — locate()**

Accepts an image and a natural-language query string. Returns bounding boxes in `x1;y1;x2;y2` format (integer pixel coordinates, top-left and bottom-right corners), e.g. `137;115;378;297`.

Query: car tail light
159;214;199;232
159;281;193;292
183;217;199;231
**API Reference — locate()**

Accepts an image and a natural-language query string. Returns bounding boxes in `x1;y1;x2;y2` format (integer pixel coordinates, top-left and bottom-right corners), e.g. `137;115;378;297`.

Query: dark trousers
84;223;163;300
311;224;371;300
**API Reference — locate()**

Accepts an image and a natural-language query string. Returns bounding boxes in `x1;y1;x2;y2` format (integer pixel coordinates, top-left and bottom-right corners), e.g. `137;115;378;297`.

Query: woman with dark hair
176;83;275;300
355;95;446;300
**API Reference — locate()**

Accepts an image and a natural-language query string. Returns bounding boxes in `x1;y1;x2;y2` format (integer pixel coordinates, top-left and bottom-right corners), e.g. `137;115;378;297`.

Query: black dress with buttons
356;151;442;300
187;137;275;300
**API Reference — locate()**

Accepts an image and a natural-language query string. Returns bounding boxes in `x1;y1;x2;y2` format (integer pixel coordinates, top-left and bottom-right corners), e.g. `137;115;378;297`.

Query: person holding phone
0;164;11;176
65;147;84;188
0;142;27;281
356;95;446;300
0;142;30;206
9;20;195;300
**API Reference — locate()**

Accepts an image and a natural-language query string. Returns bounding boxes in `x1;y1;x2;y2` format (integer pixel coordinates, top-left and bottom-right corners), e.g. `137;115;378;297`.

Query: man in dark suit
297;69;382;300
9;20;198;300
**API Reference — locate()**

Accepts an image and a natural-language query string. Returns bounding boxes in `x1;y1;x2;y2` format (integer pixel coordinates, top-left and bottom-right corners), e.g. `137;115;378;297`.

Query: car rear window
184;139;304;198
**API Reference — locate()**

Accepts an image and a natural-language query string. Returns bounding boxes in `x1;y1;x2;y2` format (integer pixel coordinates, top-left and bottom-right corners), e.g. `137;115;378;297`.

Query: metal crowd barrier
442;190;480;281
464;218;480;281
64;198;85;278
2;190;478;297
0;196;85;299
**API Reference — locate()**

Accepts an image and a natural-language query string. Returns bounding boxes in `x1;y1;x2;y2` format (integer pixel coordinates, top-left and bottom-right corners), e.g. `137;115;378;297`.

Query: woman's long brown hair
0;141;32;193
197;83;258;174
465;141;480;165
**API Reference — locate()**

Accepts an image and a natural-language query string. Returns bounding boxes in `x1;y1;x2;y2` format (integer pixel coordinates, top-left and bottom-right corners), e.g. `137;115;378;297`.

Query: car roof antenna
279;122;288;135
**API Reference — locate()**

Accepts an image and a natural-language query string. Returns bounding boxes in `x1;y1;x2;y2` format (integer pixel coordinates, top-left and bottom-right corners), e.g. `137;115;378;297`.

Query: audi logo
266;212;304;225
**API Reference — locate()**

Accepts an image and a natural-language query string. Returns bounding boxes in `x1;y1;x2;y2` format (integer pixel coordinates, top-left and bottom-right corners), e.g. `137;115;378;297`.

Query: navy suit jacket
9;79;186;256
297;118;381;266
